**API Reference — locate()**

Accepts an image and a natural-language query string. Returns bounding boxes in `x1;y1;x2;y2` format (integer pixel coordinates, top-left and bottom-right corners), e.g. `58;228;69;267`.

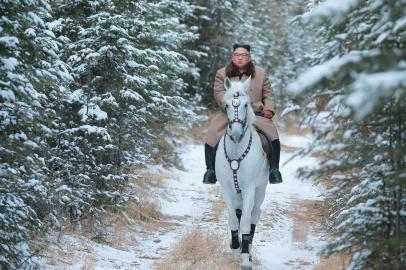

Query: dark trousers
204;138;280;169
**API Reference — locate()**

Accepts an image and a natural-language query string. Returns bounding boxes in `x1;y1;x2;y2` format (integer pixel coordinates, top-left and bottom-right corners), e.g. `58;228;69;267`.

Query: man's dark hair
225;62;256;78
233;43;251;51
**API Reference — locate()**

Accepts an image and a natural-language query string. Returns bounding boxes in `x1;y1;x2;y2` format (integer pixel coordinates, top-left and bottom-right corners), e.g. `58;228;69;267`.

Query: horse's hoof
241;254;252;270
231;248;240;257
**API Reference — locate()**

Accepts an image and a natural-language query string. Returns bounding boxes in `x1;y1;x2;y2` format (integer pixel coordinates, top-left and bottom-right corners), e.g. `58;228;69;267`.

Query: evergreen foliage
289;0;406;269
4;0;404;268
1;0;202;268
190;0;284;108
0;0;71;268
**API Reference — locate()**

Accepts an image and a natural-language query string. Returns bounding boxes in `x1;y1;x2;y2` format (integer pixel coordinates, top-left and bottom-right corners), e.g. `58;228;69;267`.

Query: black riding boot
269;139;283;184
203;143;217;184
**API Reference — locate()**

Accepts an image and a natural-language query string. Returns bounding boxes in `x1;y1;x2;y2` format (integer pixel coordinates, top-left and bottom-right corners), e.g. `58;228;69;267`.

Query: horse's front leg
220;186;240;251
240;187;255;270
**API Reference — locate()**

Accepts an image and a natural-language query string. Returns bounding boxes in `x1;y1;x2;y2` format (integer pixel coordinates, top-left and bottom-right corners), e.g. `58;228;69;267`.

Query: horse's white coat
215;77;269;269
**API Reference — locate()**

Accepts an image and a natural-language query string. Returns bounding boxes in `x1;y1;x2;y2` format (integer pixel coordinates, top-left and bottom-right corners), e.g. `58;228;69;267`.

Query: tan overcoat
205;66;279;147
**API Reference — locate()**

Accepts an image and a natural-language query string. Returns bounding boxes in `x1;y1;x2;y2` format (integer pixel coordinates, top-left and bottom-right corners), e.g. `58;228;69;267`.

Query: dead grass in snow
154;228;240;270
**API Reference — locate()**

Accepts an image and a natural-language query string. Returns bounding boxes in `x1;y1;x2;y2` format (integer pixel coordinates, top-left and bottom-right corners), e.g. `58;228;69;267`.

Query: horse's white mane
223;82;256;126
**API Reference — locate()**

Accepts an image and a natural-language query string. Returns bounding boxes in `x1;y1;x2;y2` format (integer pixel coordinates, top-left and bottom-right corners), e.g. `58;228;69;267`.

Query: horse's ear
242;76;251;94
224;77;231;90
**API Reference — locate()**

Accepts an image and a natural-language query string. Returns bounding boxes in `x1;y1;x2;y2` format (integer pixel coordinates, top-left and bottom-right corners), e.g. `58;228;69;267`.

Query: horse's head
223;76;255;143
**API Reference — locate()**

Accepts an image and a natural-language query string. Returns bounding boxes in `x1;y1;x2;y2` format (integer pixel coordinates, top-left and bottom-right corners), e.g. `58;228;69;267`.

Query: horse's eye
245;104;248;108
225;104;229;109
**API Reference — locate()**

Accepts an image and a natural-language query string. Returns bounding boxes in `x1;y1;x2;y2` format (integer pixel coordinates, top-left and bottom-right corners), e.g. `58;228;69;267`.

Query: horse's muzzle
233;133;244;143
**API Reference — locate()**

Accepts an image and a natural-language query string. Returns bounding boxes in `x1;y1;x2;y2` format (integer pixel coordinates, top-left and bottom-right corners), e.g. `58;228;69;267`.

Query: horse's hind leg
240;188;256;269
236;208;242;224
251;185;267;224
241;188;255;235
246;185;267;260
235;195;243;224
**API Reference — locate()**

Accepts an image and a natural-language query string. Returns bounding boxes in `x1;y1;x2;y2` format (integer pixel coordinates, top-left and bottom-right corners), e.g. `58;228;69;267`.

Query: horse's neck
225;126;254;159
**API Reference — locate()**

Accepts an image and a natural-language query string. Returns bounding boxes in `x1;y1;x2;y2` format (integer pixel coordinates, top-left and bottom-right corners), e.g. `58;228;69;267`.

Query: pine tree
48;0;203;219
1;0;205;267
0;0;70;268
191;0;315;113
190;0;258;107
289;0;406;268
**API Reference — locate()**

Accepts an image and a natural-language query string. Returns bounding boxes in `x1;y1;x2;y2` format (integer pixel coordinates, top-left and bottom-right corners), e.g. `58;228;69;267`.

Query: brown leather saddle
253;112;271;158
256;129;271;159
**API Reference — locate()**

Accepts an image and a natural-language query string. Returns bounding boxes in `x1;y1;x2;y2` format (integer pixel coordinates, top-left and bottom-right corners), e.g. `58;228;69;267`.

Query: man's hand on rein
262;110;274;119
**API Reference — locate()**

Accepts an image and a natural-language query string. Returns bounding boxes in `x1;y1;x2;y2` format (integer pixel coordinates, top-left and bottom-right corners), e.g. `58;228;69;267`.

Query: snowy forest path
150;133;328;269
42;133;331;270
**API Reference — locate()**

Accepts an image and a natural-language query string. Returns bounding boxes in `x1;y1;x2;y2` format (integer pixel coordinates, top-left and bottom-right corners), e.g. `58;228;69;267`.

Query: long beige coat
205;66;279;147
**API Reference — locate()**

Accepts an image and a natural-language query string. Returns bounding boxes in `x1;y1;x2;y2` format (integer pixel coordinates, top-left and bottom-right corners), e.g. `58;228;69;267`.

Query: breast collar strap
223;131;253;193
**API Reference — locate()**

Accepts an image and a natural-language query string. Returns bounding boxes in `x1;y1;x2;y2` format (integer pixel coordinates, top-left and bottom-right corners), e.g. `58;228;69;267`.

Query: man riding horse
203;43;283;185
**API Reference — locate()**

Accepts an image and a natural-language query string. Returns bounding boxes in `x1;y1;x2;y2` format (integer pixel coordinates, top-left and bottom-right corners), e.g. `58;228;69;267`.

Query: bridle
224;91;252;193
229;92;246;126
226;92;249;141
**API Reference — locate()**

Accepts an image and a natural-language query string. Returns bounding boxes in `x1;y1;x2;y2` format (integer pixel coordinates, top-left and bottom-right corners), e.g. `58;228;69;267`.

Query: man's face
232;48;251;69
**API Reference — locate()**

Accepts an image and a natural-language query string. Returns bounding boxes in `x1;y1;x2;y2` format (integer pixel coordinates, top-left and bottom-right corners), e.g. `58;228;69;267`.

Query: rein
223;131;253;193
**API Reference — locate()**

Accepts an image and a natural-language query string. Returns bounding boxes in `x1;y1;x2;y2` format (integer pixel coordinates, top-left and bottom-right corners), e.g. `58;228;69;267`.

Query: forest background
1;0;405;269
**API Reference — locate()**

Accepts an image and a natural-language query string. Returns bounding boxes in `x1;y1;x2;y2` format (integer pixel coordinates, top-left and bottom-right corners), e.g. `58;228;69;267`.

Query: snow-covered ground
254;148;325;269
42;134;327;270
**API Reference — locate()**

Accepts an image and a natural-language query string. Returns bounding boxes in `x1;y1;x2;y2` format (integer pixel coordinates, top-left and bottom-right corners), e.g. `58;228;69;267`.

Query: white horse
215;76;269;270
